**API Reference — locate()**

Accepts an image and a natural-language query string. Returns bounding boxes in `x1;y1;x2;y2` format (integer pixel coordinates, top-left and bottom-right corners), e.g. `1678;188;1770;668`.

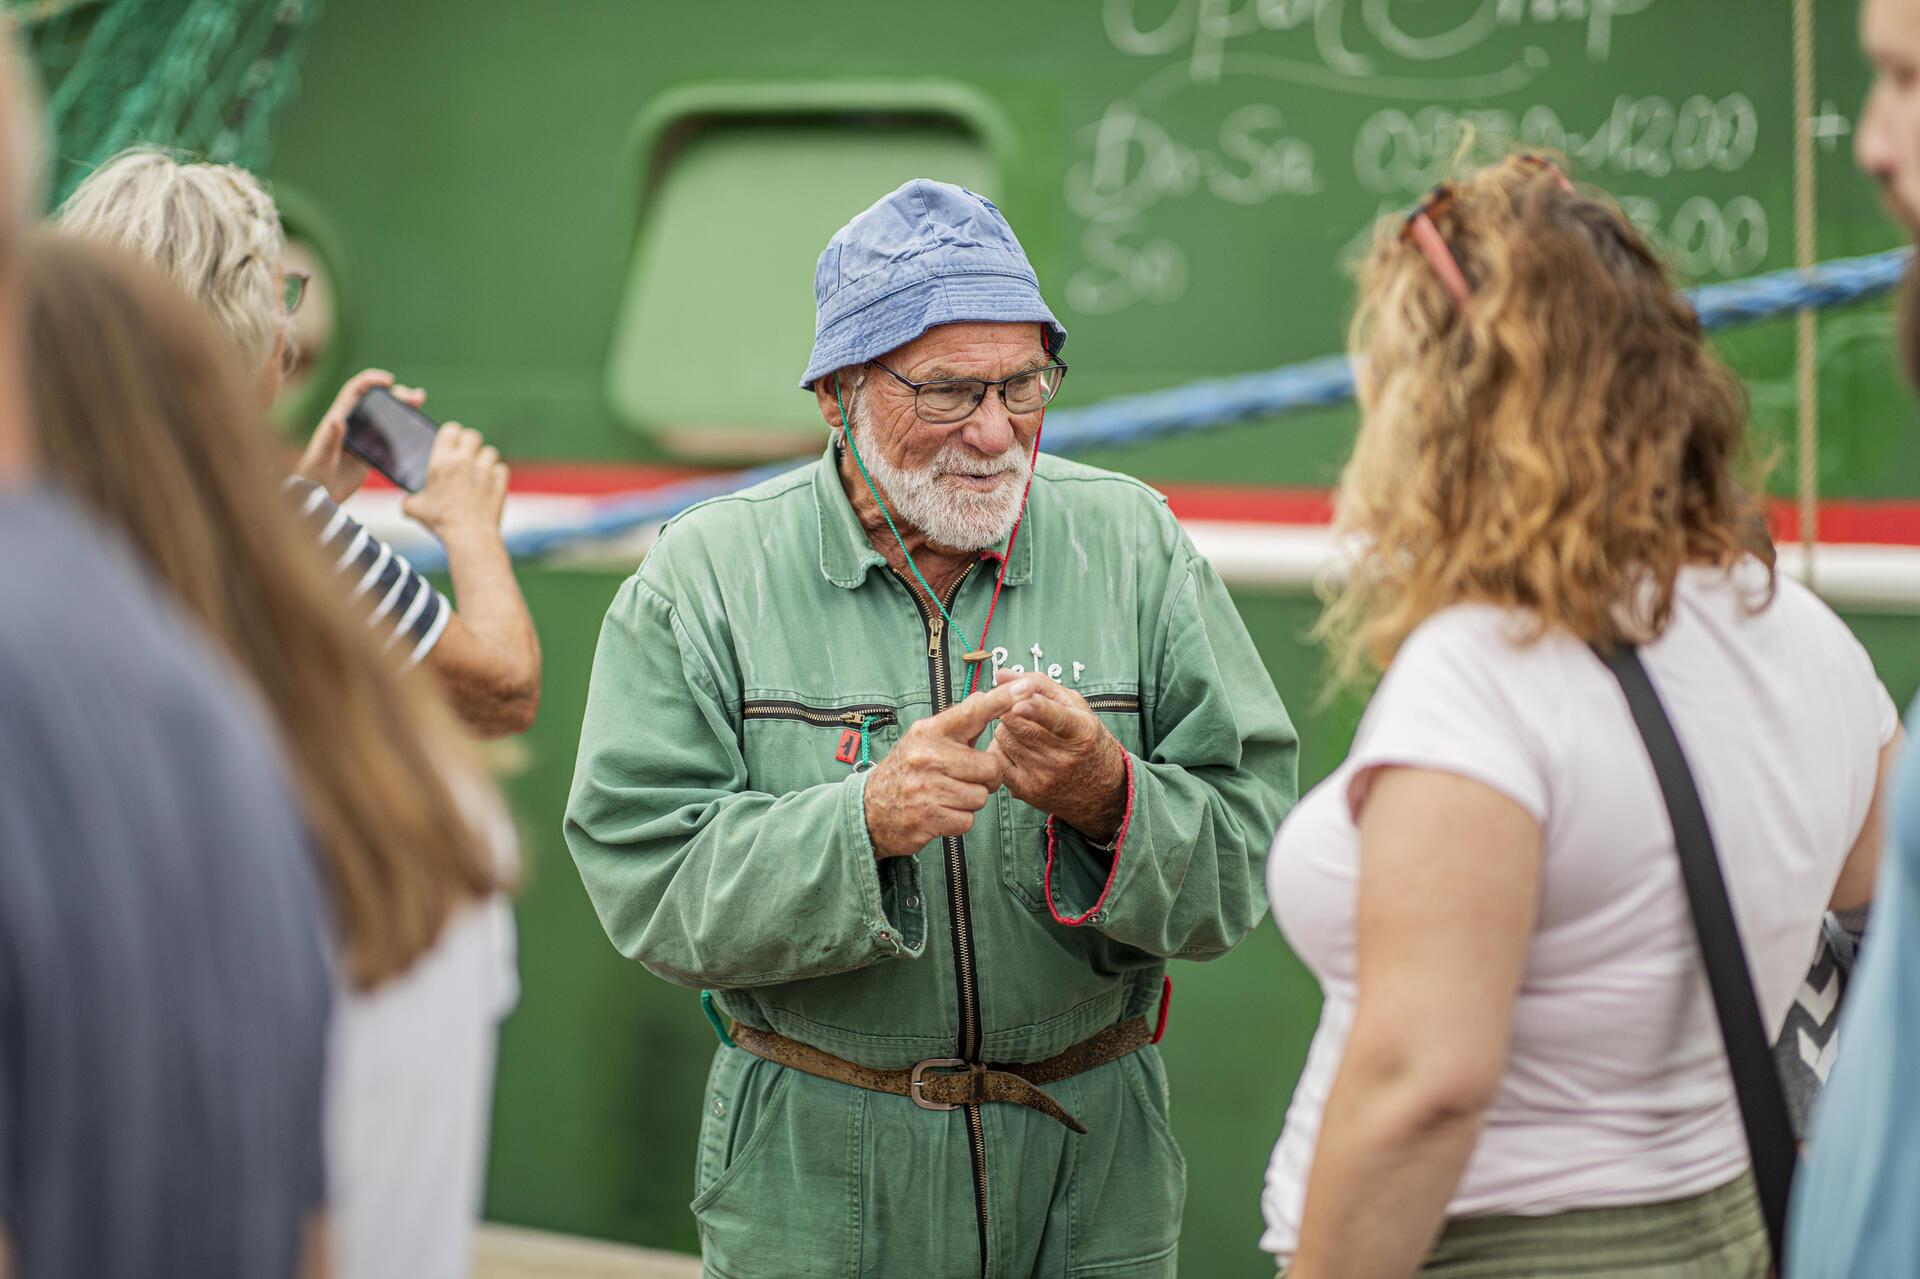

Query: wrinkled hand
863;683;1022;859
297;368;425;503
987;671;1128;843
402;423;509;539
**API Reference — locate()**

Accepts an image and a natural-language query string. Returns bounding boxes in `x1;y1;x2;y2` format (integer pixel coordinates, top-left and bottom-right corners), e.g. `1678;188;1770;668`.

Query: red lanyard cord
835;331;1050;700
964;412;1042;697
965;327;1051;696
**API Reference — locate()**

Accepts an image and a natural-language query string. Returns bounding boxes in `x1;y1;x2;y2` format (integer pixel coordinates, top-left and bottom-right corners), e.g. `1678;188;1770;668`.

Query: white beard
848;405;1030;553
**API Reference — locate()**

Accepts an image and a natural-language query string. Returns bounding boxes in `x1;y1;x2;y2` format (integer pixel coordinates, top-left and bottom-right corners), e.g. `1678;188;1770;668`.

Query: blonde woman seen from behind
58;146;541;737
1262;156;1898;1279
24;231;520;1279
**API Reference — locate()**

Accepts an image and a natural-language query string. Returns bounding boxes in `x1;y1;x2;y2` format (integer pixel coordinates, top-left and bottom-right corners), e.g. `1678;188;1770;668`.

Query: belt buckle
909;1057;970;1112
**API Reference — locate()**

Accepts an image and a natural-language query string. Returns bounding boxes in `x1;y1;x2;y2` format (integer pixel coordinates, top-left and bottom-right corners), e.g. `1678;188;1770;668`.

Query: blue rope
409;247;1911;572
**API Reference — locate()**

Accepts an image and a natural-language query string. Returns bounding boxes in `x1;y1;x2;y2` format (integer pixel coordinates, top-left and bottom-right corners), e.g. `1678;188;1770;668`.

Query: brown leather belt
727;1016;1153;1135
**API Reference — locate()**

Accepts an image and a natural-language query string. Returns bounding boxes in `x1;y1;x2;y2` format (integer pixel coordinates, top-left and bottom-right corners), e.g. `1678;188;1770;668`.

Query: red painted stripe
365;462;1920;547
1158;484;1335;525
1767;499;1920;547
358;461;722;496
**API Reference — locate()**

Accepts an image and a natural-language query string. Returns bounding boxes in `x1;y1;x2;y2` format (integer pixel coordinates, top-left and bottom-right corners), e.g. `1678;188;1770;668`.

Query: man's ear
814;372;847;431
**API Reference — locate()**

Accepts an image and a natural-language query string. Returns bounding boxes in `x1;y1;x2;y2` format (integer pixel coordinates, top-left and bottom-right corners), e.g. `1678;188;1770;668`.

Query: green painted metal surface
261;0;1918;498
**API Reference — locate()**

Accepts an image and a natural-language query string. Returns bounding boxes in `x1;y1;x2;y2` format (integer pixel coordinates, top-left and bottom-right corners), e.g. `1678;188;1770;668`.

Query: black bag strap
1591;642;1796;1262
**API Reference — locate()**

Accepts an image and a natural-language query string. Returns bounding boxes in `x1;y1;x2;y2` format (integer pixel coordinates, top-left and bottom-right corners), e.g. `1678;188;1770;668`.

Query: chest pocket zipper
741;701;901;776
740;700;900;730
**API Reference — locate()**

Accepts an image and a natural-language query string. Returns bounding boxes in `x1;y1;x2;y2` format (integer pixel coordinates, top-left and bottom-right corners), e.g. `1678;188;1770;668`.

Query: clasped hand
863;672;1128;860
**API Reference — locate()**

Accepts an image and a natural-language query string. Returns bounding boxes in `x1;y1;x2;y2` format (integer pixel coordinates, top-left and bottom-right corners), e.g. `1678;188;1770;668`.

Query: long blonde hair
55;147;286;370
1323;154;1771;682
24;231;502;989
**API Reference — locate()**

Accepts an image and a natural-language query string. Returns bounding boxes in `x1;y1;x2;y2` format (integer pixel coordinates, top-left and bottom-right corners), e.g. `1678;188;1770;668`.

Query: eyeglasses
867;358;1068;424
1403;154;1574;309
281;269;311;315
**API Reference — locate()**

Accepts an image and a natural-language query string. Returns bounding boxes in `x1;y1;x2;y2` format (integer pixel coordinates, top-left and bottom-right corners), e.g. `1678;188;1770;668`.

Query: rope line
965;425;1045;697
409;247;1913;573
1793;0;1820;586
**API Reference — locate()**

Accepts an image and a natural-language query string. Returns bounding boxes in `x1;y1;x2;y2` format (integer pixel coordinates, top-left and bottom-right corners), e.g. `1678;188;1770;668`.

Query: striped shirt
286;477;450;666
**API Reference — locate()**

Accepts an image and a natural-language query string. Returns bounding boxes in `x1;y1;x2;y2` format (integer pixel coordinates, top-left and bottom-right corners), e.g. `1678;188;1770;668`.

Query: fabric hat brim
800;269;1068;389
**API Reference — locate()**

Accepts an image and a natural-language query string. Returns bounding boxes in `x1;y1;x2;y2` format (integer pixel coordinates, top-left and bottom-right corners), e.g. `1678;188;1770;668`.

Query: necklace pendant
961;650;990;665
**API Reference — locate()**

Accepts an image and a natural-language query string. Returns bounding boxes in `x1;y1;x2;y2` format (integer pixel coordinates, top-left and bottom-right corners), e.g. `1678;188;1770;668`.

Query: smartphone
343;387;439;493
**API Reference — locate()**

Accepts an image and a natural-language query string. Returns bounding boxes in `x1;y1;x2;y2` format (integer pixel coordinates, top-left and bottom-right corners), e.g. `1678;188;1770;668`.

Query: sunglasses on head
1401;155;1575;309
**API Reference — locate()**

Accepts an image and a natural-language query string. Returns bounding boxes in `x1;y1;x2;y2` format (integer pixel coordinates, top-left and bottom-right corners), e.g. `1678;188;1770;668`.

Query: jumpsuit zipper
889;563;993;1274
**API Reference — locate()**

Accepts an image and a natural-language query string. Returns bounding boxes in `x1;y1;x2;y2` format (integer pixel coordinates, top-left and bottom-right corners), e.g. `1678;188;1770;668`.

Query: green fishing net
10;0;320;204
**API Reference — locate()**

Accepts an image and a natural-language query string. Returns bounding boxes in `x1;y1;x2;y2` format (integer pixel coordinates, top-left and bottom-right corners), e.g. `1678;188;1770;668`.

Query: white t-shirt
1261;561;1896;1259
325;809;521;1279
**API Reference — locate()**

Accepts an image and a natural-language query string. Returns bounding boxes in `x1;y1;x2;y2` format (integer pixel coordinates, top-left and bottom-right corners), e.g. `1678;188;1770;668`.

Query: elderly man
567;179;1296;1278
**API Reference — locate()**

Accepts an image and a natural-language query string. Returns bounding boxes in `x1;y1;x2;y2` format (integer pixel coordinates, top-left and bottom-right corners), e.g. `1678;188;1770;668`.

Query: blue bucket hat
800;179;1067;389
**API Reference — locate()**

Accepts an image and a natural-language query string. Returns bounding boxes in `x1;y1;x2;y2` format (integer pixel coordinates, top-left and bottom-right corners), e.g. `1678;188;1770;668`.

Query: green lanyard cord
699;989;735;1048
856;715;876;772
836;377;980;656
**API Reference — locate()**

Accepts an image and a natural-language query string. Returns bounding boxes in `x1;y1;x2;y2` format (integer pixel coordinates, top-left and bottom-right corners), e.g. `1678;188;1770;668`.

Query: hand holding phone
400;423;511;540
344;387;441;493
298;370;426;503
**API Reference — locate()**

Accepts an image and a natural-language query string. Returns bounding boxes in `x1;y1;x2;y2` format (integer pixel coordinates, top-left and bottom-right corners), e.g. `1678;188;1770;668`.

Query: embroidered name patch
991;643;1088;685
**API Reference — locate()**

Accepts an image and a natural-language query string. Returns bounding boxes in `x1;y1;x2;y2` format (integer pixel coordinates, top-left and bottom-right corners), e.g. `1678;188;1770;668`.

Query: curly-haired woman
1262;156;1899;1278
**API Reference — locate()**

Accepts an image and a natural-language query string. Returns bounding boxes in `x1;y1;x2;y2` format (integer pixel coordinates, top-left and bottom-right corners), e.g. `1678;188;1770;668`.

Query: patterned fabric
285;477;449;667
1774;910;1865;1137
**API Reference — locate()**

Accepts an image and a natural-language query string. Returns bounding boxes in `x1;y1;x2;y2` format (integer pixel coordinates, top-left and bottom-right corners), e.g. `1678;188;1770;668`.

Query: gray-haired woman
59;147;541;737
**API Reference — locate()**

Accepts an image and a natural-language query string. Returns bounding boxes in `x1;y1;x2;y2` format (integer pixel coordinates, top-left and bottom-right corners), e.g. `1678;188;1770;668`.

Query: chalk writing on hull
1354;95;1760;195
1061;0;1793;316
1100;0;1661;85
1064;99;1319;314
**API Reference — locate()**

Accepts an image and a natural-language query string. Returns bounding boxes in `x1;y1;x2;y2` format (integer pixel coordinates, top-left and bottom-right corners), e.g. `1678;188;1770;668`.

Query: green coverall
565;448;1298;1279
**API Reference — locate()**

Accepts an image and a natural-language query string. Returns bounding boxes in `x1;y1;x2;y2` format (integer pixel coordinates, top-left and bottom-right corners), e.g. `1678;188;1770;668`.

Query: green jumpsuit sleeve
1044;538;1297;957
564;574;925;990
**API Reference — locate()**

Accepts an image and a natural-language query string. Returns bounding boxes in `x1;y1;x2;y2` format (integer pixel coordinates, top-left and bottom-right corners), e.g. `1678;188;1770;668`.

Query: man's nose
956;390;1017;456
1858;85;1895;183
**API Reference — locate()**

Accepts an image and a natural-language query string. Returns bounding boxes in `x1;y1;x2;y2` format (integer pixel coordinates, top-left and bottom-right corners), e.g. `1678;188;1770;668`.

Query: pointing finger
998;670;1086;709
989;671;1050;699
932;683;1022;744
